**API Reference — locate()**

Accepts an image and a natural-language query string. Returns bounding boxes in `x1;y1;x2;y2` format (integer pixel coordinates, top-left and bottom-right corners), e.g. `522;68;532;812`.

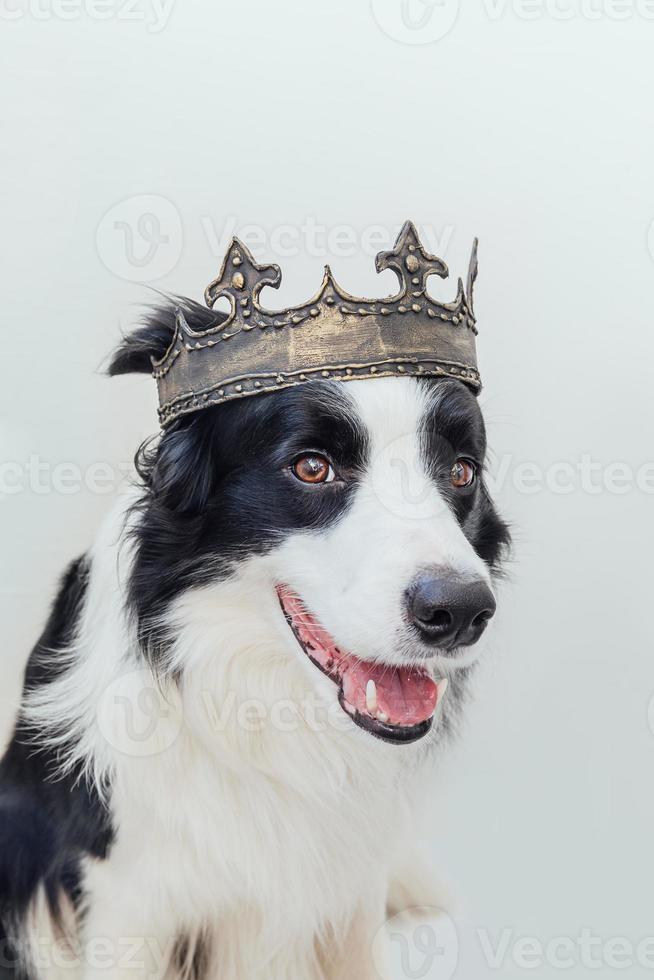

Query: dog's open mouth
277;585;447;745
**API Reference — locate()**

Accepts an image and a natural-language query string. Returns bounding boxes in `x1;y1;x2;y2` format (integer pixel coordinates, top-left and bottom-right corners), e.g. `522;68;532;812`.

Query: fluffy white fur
23;379;494;979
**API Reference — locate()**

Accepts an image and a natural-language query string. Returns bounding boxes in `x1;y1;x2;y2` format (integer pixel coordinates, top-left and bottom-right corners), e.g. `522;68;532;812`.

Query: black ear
107;297;226;376
146;416;218;515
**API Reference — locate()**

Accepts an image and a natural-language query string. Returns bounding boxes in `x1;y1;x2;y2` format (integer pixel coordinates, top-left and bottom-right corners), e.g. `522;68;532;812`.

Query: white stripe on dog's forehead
344;377;430;452
344;378;440;525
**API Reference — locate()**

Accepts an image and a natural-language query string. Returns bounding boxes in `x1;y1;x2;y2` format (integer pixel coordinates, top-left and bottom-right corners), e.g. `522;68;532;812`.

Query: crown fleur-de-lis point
375;220;449;301
204;237;282;315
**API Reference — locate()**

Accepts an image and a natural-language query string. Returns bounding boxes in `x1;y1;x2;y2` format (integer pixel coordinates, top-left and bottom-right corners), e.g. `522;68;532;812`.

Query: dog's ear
107;298;226;376
143;417;218;515
111;298;228;516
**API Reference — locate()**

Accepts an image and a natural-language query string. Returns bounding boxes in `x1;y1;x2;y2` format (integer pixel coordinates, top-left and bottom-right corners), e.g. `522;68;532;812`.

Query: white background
2;1;654;977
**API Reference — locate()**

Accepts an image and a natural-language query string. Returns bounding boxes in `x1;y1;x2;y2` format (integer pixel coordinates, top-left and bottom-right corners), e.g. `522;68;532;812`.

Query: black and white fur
0;299;509;979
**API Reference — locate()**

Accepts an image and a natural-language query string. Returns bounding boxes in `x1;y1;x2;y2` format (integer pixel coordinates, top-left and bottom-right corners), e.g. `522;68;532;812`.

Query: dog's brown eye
451;459;476;488
292;454;335;485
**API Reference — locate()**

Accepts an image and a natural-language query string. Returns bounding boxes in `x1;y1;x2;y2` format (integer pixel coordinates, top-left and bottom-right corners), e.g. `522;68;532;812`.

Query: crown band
153;220;482;427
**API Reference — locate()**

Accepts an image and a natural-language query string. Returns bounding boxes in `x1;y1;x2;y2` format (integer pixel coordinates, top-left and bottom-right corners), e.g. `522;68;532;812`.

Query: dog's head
111;300;509;756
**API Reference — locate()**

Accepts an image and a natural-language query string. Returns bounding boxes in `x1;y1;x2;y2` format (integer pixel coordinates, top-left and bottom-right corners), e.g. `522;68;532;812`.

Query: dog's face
128;366;509;750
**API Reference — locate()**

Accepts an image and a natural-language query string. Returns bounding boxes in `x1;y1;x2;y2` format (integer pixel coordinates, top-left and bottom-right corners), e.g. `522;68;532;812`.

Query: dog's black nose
406;572;496;650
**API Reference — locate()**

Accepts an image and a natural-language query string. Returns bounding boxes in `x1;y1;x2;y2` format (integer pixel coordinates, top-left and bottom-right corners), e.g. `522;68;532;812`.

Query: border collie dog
0;298;509;979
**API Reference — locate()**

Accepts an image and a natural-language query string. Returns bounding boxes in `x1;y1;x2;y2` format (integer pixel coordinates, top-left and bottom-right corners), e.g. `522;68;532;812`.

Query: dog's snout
406;572;496;650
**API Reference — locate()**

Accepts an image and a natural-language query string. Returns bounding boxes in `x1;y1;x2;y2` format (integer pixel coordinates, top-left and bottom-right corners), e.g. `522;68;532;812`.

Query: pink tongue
341;658;437;727
278;586;437;727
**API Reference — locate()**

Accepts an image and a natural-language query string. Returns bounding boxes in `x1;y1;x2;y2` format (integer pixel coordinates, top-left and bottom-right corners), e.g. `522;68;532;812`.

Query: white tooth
376;710;389;723
436;677;449;705
366;679;378;714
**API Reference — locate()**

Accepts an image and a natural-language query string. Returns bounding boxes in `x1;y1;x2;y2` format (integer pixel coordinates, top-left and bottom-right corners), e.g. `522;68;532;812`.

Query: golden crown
153;220;481;427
